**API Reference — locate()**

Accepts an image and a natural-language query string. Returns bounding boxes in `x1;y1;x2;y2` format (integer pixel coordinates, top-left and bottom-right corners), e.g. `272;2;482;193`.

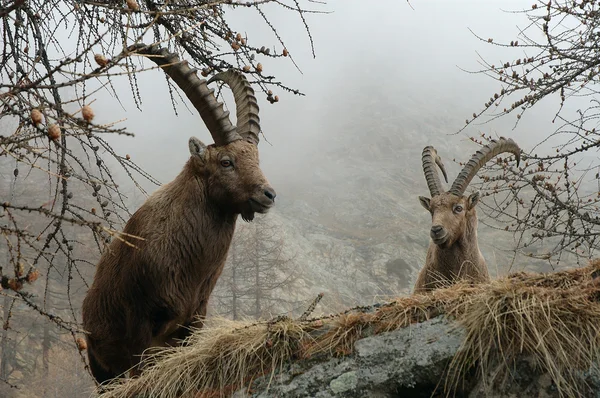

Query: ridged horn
208;70;260;145
421;146;448;197
129;43;242;145
449;137;521;196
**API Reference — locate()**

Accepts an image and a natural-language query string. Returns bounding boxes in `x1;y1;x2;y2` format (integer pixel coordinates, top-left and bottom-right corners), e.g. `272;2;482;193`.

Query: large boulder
249;316;464;397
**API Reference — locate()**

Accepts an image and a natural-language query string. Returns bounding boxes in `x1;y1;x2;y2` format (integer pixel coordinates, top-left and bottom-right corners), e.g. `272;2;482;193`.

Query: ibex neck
153;162;237;276
457;212;480;254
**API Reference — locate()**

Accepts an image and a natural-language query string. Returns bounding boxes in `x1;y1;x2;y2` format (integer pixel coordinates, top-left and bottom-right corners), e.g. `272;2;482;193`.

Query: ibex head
418;138;520;248
134;45;275;221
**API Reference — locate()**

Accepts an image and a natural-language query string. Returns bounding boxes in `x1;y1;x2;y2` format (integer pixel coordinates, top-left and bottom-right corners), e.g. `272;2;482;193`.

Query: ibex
81;44;276;384
413;137;520;294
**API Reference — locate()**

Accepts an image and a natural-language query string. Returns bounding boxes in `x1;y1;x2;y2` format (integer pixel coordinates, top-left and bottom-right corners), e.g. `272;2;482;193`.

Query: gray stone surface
249;316;463;397
242;316;600;398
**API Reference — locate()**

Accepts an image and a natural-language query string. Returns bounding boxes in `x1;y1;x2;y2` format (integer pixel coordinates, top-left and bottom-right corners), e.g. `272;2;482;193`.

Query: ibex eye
220;160;232;167
454;205;463;213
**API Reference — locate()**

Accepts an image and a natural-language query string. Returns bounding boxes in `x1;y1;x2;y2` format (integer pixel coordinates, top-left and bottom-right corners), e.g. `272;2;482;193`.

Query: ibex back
413;138;520;294
81;44;275;384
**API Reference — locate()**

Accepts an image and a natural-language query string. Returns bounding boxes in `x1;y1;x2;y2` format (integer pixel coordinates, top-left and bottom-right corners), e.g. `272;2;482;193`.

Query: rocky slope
213;89;559;316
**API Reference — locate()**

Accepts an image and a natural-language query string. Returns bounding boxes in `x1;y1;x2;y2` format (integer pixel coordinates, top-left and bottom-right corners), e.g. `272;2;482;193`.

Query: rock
249;317;464;397
329;371;357;394
244;316;600;397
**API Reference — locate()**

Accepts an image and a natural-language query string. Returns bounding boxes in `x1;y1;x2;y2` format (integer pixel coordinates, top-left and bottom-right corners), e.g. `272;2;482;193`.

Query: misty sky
86;0;576;197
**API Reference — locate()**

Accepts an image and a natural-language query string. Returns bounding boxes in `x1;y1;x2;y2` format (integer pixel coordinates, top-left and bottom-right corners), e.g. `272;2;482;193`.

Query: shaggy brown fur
82;138;275;383
413;138;520;293
81;44;276;385
414;192;488;293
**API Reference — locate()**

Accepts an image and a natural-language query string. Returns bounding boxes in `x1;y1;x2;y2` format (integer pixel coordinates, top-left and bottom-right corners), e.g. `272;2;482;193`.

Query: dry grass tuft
99;260;600;398
98;318;307;398
447;264;600;397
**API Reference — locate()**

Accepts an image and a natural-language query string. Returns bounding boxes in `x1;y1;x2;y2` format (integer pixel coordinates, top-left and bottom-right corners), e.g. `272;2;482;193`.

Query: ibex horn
208;70;261;145
129;43;242;145
449;137;521;196
422;146;448;197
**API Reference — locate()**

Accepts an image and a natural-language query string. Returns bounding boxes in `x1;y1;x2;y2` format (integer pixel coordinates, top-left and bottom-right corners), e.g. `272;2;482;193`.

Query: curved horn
449;137;521;196
208;70;260;145
422;146;448;197
129;43;242;145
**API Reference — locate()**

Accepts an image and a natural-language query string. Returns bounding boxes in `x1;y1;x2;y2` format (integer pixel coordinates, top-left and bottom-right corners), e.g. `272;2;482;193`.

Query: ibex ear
419;196;431;212
467;191;480;210
188;137;207;159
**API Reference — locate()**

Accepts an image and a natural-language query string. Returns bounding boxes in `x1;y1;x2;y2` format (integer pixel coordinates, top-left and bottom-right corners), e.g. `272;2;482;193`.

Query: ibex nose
431;225;444;235
264;187;276;202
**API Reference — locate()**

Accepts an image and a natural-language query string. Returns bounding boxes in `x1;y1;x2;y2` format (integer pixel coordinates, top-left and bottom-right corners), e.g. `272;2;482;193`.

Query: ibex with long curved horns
413;138;520;294
81;44;276;384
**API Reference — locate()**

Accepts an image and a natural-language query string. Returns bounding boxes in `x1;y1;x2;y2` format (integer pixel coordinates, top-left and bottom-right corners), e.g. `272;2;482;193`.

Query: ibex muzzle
249;185;276;216
430;224;446;244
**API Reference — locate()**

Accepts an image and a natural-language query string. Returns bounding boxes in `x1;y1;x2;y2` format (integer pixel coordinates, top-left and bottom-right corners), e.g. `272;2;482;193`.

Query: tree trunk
42;316;50;378
232;249;238;321
254;258;260;319
254;235;261;319
0;295;11;381
0;169;15;381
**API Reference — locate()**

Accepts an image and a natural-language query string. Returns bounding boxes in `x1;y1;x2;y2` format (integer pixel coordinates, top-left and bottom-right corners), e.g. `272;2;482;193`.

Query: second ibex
414;137;520;294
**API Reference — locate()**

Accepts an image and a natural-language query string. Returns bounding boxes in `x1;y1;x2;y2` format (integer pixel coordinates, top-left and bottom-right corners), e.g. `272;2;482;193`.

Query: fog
1;2;595;394
2;0;583;302
4;0;584;304
67;0;587;303
92;0;560;188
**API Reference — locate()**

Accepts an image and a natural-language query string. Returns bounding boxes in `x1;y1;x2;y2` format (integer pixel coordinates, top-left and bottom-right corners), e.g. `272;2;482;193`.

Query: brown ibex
81;44;276;384
413;138;520;294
